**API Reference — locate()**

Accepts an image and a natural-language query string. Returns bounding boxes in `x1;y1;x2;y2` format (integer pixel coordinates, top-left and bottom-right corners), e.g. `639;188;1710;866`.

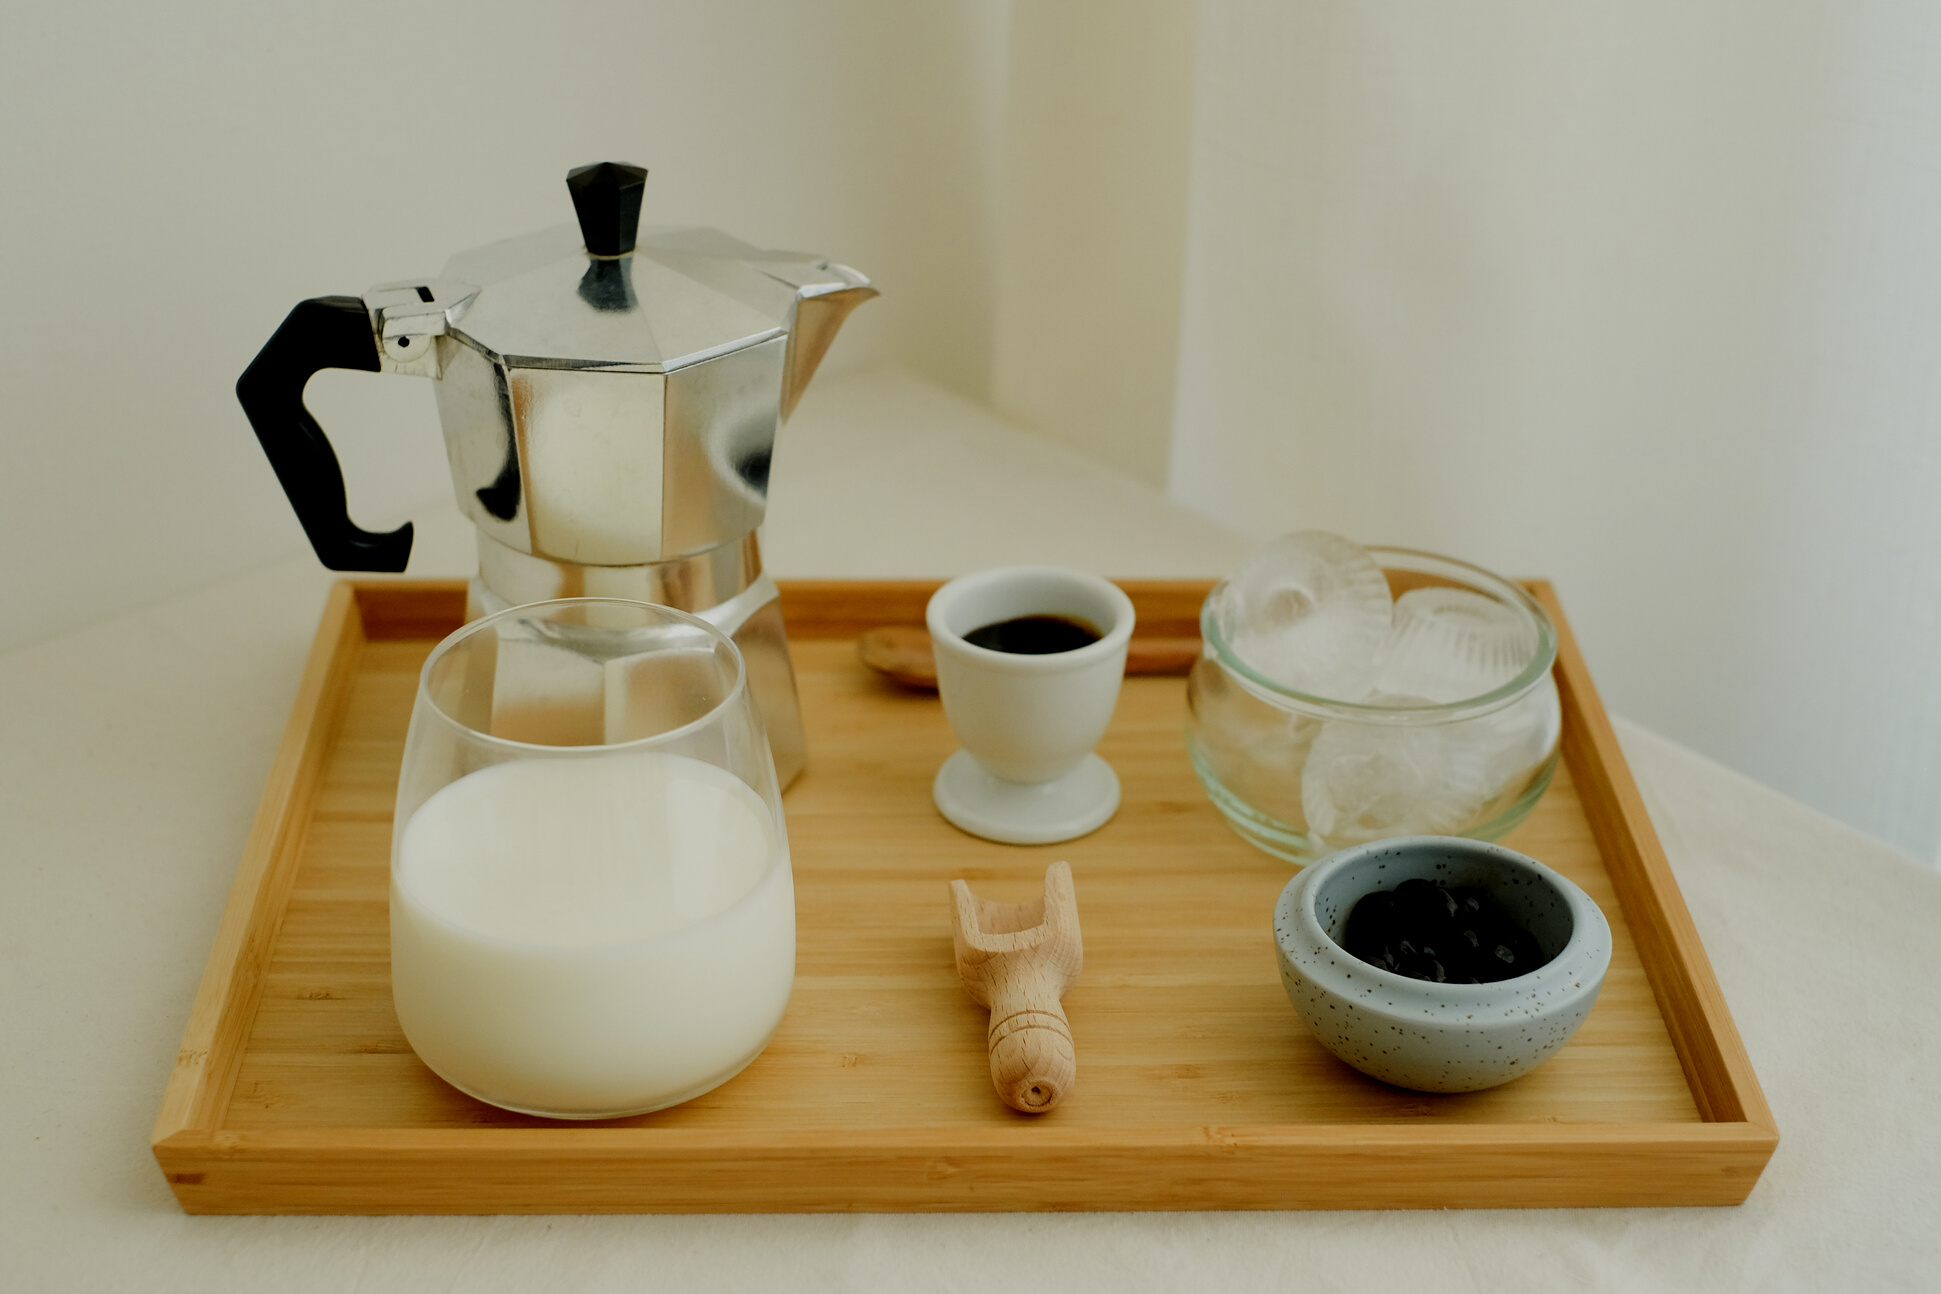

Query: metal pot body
236;166;874;792
433;333;785;567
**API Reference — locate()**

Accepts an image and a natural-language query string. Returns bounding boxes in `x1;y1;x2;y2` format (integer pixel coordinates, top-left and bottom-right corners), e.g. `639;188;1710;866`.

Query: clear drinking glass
1186;548;1562;865
390;598;793;1119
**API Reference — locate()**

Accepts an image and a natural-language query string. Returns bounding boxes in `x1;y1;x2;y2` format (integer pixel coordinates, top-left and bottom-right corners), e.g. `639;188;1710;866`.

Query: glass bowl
1185;547;1561;864
391;598;793;1120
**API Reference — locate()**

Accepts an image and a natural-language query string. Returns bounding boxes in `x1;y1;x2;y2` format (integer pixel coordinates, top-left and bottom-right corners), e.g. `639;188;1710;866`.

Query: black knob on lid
567;161;648;257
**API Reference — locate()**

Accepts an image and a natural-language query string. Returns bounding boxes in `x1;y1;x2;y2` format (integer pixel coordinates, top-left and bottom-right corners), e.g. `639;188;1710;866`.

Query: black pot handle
236;296;414;572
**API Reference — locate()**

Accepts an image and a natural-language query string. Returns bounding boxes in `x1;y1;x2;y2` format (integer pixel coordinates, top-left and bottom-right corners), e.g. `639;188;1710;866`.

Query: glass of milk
390;598;794;1119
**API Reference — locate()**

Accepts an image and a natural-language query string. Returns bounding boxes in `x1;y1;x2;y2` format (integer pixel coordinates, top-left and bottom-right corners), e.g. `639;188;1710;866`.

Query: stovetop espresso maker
238;162;876;786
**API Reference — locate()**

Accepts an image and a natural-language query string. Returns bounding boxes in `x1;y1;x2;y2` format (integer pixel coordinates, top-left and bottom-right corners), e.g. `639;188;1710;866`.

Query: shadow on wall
0;0;1006;655
9;0;1937;863
1164;0;1941;863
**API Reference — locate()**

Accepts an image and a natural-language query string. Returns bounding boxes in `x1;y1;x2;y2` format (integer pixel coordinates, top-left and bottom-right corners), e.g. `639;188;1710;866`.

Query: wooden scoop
861;625;1200;689
949;861;1083;1113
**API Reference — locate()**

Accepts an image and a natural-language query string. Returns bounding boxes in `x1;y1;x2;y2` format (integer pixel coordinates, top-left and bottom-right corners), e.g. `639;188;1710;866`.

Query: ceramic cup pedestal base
933;750;1121;845
925;565;1136;848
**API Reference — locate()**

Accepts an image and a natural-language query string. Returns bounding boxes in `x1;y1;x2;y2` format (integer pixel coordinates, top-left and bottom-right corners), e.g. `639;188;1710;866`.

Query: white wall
991;0;1198;486
9;0;1939;860
0;0;1006;654
1167;0;1941;861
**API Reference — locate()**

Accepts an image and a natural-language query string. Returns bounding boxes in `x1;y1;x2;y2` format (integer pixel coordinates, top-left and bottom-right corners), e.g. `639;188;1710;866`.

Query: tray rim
152;577;1777;1213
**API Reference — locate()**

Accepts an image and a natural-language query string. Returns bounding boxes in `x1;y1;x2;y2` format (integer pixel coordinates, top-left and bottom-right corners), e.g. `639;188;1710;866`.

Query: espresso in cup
926;567;1135;844
963;614;1102;655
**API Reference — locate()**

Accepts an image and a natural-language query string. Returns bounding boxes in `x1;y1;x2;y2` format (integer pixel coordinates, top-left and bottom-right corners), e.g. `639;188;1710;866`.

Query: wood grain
153;578;1777;1212
152;582;365;1143
1529;581;1775;1134
952;862;1084;1112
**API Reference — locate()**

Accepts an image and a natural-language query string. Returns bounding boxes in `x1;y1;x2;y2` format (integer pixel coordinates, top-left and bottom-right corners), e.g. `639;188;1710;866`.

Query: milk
391;751;794;1118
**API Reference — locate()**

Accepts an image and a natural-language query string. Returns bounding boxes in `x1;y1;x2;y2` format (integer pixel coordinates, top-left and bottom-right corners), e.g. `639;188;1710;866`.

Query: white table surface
5;370;1937;1292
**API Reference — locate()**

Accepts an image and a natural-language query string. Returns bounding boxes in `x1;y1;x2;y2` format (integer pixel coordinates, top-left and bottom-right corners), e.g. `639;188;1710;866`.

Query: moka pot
236;162;877;787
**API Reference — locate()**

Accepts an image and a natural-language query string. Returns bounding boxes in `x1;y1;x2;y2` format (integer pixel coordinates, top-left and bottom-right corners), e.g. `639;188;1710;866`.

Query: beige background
0;0;1008;648
1165;0;1941;864
5;0;1941;862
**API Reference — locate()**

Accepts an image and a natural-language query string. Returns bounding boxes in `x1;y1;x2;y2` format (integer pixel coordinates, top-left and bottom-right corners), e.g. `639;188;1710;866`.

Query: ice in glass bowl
1216;530;1394;701
1186;540;1561;864
1376;586;1537;703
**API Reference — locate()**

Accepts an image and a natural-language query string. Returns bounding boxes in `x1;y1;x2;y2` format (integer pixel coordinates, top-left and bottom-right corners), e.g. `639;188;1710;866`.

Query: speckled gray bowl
1274;836;1612;1093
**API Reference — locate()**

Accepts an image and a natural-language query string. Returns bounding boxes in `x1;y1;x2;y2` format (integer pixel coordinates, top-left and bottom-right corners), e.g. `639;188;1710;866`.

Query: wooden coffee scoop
861;625;1199;690
949;861;1083;1113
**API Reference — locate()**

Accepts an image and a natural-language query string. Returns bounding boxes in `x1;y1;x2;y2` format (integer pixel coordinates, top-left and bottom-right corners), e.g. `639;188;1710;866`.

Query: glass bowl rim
414;596;750;754
1200;544;1558;723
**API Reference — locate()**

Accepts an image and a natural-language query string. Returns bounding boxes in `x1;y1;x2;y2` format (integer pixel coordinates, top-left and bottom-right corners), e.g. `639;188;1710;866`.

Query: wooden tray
152;578;1776;1212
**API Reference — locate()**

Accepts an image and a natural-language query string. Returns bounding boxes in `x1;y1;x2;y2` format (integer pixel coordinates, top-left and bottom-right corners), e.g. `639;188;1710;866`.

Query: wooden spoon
858;625;1200;690
950;861;1083;1114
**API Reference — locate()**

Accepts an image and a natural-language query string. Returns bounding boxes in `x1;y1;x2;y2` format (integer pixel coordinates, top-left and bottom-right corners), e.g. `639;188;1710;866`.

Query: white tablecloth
5;372;1936;1292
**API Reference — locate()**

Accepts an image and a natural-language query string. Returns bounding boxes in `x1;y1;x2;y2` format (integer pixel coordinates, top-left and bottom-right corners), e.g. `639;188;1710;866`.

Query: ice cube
1300;673;1562;847
1186;656;1322;830
1217;531;1392;700
1475;672;1562;805
1300;693;1498;845
1376;586;1538;704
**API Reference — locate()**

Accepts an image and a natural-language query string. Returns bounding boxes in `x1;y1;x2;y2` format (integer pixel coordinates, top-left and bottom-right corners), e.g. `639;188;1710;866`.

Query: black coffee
1341;878;1549;984
963;614;1102;655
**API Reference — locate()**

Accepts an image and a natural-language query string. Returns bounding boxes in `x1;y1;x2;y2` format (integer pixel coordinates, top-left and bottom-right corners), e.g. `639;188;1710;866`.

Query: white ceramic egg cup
927;567;1135;845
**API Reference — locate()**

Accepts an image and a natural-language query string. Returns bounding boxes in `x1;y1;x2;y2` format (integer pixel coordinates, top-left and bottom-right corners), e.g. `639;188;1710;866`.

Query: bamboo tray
152;578;1776;1213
